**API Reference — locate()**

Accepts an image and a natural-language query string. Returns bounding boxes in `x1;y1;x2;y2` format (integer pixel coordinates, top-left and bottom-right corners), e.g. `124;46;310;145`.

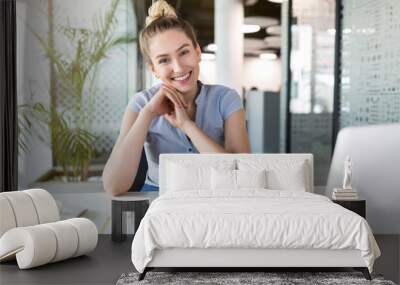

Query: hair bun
146;0;177;27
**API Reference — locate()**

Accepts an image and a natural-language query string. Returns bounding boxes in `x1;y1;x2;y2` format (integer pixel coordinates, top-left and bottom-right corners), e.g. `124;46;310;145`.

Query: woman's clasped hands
143;84;193;130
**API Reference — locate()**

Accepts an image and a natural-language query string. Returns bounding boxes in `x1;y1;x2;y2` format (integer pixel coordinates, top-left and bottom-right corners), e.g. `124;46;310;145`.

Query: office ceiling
164;0;282;56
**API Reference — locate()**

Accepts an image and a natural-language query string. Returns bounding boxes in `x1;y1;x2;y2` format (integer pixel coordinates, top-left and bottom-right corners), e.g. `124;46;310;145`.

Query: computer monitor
326;123;400;234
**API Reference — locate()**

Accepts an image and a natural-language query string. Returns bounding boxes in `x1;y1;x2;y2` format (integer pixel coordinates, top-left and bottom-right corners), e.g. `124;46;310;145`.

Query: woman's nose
171;59;184;73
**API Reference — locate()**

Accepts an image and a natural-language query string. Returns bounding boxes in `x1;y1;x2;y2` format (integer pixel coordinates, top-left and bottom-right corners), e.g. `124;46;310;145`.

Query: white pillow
267;166;307;191
237;159;309;191
211;168;267;190
236;169;267;188
211;168;236;190
167;160;235;192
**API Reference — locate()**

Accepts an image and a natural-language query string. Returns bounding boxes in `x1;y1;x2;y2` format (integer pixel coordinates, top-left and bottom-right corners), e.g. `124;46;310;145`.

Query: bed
131;154;380;280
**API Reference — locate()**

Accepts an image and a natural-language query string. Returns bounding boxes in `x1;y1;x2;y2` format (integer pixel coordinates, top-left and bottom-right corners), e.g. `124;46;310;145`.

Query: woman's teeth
172;72;191;81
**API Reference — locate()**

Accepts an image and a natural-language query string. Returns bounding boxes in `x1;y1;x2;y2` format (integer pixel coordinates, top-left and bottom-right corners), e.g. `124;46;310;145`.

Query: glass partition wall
340;0;400;128
287;0;336;186
282;0;400;188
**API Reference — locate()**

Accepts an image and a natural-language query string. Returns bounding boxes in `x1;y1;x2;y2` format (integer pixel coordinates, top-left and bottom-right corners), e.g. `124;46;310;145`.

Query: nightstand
111;192;158;242
332;199;366;218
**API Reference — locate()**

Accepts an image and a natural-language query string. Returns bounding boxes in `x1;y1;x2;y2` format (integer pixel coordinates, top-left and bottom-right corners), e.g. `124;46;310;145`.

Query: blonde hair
145;0;177;26
139;0;198;65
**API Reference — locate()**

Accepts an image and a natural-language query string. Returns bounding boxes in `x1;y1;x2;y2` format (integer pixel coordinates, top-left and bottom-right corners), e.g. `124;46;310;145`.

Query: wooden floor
0;235;134;285
0;235;398;285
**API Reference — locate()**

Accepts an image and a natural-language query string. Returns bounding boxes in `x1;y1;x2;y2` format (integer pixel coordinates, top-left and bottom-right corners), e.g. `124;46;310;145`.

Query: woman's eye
159;58;169;64
180;50;189;56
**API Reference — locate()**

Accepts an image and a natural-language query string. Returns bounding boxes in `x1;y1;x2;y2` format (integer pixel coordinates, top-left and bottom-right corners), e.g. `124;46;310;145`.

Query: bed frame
139;248;371;280
138;154;372;281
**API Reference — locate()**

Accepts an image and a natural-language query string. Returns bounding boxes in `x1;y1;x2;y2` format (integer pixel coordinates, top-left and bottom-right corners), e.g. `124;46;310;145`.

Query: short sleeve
128;91;148;113
220;89;243;120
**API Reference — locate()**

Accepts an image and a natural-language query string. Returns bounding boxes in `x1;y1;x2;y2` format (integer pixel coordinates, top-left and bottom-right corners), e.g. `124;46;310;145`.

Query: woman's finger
162;84;182;106
162;86;185;109
163;89;182;107
162;84;188;108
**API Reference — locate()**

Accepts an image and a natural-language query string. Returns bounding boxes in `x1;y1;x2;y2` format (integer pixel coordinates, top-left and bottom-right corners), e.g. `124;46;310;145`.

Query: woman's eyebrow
155;43;190;59
176;43;189;51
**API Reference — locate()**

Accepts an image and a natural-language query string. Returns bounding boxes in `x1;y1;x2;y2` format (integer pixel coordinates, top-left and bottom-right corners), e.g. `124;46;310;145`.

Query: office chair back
128;148;148;192
326;123;400;234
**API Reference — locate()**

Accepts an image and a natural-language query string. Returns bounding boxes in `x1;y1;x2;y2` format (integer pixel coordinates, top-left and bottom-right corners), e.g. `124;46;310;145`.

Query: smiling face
148;29;201;95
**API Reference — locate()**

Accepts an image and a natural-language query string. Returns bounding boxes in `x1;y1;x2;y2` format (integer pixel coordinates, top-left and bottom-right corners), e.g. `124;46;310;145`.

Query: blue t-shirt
128;81;243;186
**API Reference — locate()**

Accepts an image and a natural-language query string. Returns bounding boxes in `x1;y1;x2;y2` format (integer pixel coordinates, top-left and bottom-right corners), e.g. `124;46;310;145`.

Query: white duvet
131;190;380;273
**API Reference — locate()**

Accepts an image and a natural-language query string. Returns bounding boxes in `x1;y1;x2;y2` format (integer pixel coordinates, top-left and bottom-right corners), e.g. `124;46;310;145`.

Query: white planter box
31;180;112;234
32;180;104;193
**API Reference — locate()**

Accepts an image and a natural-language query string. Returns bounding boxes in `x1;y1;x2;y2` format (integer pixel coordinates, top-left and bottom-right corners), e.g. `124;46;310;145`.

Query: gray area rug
116;271;396;285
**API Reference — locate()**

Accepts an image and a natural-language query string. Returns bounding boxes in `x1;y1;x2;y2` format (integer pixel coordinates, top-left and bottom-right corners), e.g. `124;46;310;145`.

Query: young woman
102;0;250;196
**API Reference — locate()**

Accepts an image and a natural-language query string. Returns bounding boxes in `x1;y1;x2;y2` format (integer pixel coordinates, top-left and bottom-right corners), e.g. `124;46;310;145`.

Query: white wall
199;59;217;85
200;57;281;94
242;58;281;92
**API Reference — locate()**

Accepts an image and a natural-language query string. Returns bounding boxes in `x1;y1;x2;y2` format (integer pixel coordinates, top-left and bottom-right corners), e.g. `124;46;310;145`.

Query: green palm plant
22;0;135;181
19;102;96;182
18;103;44;156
